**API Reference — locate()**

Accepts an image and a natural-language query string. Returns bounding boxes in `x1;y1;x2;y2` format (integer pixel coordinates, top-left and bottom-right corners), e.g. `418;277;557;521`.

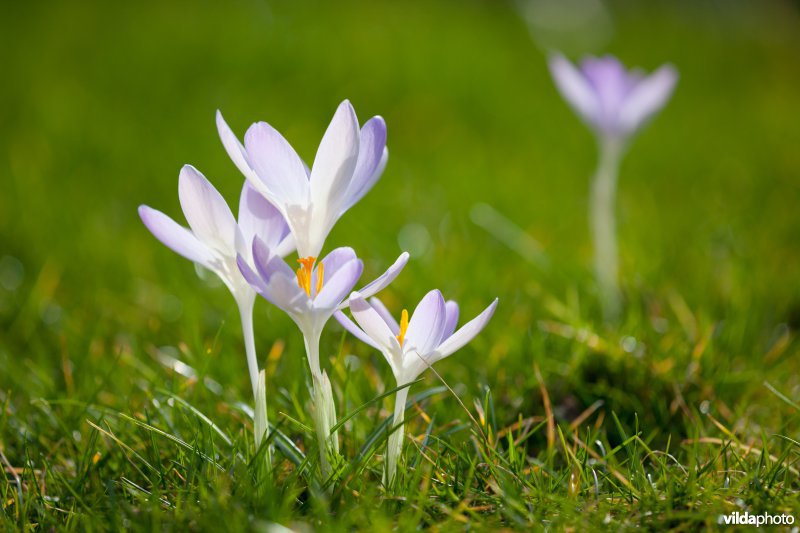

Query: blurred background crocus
548;53;678;319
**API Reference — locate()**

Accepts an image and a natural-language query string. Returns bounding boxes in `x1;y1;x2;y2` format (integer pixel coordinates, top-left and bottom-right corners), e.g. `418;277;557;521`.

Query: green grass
2;0;800;530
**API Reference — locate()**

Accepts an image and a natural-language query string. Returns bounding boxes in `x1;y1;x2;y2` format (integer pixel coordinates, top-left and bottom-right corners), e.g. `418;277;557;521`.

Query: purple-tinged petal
350;292;400;355
178;165;238;255
320;247;358;278
264;272;309;315
243;121;309;206
334;310;380;350
315;259;363;311
237;254;269;295
309;100;361;217
343;116;387;212
139;205;215;267
429;298;498;363
580;55;638;119
618;64;678;134
442;300;460;340
217;110;258;182
342;251;409;308
252;237;295;283
548;53;599;128
369;297;400;335
405;289;447;355
237;181;294;258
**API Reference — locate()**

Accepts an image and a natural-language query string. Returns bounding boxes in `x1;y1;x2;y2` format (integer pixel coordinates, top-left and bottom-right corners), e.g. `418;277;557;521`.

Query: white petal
429;298;498;364
314;259;363;311
306;100;361;255
618;64;678;134
368;297;400;335
548;53;600;128
340;251;409;309
334;310;380;350
349;292;401;355
342;116;388;212
442;300;460;340
405;289;447;355
216;110;258;182
237;181;294;259
243;121;309;208
139;205;215;268
178;165;238;255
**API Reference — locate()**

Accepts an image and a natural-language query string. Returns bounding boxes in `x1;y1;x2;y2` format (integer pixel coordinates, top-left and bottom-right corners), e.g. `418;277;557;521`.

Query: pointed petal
252;236;295;282
350;292;400;354
139;205;215;267
343;116;387;211
264;272;309;315
178;165;238;255
306;100;361;253
580;55;637;117
216;110;258;181
429;298;498;364
334;310;380;350
618;64;678;134
320;247;358;278
341;251;409;309
548;53;599;128
243;121;309;206
442;300;460;340
405;289;447;354
237;254;269;300
314;259;363;311
237;181;293;258
244;244;307;314
368;297;400;335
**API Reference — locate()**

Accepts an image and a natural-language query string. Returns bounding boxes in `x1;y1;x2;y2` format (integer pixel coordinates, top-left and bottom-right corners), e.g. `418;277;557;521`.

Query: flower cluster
140;100;497;486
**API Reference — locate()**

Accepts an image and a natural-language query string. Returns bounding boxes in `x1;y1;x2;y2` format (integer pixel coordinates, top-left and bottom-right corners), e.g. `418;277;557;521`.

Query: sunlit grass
2;0;800;530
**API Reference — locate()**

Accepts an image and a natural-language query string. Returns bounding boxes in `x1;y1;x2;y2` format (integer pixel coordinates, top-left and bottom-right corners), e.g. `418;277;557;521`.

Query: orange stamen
396;309;409;347
315;263;325;294
296;256;316;296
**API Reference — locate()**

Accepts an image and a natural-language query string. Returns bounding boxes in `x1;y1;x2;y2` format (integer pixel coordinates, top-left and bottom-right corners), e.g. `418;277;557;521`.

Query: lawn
1;0;799;530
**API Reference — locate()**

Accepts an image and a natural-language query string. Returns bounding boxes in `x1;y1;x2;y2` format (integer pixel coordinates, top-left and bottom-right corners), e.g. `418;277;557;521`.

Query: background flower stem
590;137;624;321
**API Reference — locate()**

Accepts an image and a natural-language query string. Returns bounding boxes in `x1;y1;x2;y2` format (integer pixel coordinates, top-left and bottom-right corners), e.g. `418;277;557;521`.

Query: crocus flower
139;165;294;462
335;290;498;487
238;238;409;478
548;53;678;319
217;100;388;263
548;53;678;142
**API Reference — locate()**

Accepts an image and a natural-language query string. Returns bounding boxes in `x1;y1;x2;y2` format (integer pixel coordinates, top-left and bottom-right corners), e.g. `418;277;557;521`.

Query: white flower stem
590;137;624;320
237;297;260;399
304;329;338;481
237;297;272;471
385;385;409;489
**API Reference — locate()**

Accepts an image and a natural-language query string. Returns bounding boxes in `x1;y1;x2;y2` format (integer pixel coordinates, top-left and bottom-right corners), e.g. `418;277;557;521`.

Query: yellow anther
315;262;325;294
296;256;316;296
396;309;409;347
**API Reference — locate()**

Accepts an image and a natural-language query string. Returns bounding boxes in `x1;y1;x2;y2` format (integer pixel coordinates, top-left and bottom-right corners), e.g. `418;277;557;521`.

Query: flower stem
590;137;624;320
304;330;338;481
237;297;272;472
385;385;409;489
237;297;260;399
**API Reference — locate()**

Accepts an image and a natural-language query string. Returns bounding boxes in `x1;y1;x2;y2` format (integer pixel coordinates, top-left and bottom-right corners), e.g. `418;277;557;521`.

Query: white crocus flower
216;100;388;262
139;164;294;467
336;290;498;487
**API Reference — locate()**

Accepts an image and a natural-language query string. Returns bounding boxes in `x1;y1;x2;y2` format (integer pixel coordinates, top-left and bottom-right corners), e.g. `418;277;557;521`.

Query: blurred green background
1;0;799;518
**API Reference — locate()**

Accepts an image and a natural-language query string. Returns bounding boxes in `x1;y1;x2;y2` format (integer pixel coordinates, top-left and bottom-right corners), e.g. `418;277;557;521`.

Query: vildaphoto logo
719;511;795;527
